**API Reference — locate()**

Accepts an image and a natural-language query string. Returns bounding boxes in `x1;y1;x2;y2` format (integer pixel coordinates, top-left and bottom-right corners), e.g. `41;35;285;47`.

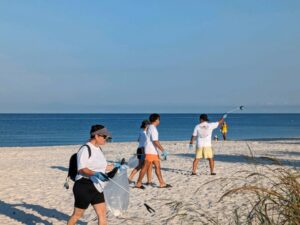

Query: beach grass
217;144;300;225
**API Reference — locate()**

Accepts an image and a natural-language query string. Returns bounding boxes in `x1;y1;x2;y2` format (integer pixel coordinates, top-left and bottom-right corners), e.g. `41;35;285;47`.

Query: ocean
0;113;299;147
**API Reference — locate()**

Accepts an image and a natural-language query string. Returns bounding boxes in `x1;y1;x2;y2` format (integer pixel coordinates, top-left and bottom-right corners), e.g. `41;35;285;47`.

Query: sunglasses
97;134;112;142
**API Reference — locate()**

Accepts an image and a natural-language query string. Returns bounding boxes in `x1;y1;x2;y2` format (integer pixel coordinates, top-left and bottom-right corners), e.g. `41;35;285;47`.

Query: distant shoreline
0;137;299;148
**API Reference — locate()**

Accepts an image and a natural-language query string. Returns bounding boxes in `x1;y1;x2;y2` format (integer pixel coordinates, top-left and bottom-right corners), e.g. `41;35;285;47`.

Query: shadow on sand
174;153;300;168
0;200;86;225
161;167;192;175
51;166;68;172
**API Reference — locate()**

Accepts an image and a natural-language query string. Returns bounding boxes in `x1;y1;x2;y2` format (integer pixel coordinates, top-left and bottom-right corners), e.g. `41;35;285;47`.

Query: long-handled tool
225;105;245;114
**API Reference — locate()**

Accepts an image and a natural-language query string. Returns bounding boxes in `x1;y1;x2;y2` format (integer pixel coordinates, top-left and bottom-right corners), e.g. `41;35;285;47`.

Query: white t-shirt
193;122;219;148
144;124;159;155
76;142;108;192
138;129;147;148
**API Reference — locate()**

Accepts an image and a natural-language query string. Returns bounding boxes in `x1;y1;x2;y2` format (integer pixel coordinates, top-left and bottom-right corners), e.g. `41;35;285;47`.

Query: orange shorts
145;154;159;162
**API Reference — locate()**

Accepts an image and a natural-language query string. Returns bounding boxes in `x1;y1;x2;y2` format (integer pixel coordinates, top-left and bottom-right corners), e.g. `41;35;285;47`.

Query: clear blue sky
0;1;299;113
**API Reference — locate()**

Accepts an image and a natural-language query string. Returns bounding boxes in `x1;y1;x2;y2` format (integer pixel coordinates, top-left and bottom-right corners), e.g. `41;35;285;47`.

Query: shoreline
0;137;299;149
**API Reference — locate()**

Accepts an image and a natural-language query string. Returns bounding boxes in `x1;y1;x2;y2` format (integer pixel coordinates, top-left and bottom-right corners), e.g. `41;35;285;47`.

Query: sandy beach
0;139;299;225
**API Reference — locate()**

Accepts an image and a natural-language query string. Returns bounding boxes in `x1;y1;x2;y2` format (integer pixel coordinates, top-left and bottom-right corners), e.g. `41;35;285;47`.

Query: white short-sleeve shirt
138;129;147;148
76;142;108;192
193;122;219;148
144;124;159;155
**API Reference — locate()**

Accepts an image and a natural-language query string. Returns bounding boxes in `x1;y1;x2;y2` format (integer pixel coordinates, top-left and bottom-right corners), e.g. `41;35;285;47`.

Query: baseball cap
200;114;209;122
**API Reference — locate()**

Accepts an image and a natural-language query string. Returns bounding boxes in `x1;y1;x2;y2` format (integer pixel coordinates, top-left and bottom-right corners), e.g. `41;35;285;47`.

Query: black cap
141;119;150;128
200;114;209;122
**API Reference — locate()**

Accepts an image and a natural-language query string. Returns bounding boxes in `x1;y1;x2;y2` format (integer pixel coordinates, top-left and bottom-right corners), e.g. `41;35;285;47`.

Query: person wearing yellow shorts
195;146;214;159
189;114;225;175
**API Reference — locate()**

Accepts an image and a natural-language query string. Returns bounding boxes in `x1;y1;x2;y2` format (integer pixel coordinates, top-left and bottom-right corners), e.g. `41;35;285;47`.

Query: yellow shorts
195;147;213;159
145;154;160;162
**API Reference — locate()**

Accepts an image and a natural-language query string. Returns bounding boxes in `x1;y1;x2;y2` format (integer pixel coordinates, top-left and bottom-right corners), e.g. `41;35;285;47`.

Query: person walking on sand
220;121;228;140
68;124;115;225
135;113;171;189
189;114;226;176
128;119;153;184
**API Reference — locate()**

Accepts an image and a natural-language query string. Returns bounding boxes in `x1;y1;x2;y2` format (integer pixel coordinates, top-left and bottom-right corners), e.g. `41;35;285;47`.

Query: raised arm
218;114;227;126
218;118;224;126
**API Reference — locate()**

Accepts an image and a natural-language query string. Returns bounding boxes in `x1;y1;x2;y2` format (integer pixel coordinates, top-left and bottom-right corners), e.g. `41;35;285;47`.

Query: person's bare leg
152;160;166;187
93;202;107;225
222;133;226;140
128;160;143;181
208;158;215;174
146;162;153;184
192;158;200;174
67;208;85;225
136;160;151;187
128;168;138;181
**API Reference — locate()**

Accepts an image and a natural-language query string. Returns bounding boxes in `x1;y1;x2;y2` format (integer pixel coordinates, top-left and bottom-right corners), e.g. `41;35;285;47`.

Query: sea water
0;113;299;147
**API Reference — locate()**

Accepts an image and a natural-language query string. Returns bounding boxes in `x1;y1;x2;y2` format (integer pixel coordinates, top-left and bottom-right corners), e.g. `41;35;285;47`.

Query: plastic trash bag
128;155;139;168
104;169;129;216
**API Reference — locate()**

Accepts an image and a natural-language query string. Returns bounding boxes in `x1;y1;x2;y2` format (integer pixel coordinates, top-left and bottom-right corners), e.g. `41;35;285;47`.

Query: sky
0;1;299;113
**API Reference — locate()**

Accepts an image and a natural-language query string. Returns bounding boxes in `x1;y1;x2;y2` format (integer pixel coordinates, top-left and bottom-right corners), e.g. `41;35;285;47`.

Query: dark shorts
73;178;105;209
137;147;145;160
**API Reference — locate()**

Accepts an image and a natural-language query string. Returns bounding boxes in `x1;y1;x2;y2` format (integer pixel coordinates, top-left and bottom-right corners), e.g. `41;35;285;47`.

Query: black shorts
73;178;105;209
137;147;145;160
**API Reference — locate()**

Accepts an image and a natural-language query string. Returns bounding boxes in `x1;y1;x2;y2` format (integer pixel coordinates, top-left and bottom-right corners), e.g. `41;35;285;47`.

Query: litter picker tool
225;105;245;114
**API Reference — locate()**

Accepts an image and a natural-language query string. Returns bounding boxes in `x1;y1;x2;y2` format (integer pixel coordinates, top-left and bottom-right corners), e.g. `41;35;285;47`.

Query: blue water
0;114;299;147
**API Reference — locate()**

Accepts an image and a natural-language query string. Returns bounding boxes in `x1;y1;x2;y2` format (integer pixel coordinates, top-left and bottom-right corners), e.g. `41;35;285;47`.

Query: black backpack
68;144;91;182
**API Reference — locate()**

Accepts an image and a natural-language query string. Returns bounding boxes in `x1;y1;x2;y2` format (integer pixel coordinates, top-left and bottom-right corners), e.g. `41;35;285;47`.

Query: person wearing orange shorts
135;113;171;189
189;114;225;176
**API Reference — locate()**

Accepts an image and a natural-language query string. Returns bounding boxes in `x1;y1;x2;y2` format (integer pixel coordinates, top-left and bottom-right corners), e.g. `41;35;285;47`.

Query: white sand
0;139;299;225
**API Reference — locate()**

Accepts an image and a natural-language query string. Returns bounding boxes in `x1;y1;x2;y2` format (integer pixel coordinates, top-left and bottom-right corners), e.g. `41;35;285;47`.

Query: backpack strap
75;145;92;179
79;144;92;158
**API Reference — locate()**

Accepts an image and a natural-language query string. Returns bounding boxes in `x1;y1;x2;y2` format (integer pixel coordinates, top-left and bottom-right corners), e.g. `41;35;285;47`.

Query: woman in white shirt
128;120;151;183
68;124;113;225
